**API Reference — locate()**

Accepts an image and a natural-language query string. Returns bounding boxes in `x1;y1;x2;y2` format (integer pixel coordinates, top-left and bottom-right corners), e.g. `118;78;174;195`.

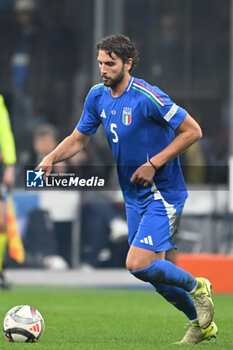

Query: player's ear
125;58;133;72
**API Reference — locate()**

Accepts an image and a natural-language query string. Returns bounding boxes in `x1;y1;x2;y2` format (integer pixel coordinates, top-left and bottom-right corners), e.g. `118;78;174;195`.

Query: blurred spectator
16;122;116;187
27;123;59;166
181;142;206;184
81;195;128;268
201;127;229;184
0;0;78;154
150;13;185;93
16;123;89;186
0;0;50;153
42;0;77;137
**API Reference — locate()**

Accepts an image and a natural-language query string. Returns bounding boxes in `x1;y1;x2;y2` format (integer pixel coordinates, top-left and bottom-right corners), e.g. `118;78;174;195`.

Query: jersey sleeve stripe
132;86;162;108
134;80;166;104
91;83;105;91
126;76;134;91
133;83;164;107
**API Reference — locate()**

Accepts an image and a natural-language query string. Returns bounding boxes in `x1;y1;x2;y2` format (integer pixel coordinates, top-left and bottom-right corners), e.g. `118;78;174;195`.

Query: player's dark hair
97;34;139;72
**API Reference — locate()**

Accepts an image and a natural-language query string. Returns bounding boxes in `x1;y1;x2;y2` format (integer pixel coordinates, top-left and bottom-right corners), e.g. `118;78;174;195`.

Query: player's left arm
131;114;202;186
150;113;202;168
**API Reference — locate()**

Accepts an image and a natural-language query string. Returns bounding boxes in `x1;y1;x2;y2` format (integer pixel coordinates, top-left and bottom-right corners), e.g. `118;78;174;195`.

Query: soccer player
38;34;217;344
0;94;16;288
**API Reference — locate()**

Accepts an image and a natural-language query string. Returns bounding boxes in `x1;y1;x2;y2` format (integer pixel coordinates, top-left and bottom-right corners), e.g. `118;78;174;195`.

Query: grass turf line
0;286;232;349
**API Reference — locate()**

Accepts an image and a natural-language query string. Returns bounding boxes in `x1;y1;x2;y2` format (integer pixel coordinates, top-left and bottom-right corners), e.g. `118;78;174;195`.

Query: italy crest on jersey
122;107;132;125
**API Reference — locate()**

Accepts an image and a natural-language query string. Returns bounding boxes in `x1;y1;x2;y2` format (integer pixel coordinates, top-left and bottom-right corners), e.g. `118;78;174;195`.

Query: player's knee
126;248;165;272
126;255;151;272
125;259;137;272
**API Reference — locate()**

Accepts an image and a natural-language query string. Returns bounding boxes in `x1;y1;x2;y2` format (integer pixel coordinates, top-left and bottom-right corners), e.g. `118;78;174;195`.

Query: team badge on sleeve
122;107;132;125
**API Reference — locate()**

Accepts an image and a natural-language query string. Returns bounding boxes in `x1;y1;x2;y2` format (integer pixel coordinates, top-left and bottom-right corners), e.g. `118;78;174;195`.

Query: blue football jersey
77;76;188;207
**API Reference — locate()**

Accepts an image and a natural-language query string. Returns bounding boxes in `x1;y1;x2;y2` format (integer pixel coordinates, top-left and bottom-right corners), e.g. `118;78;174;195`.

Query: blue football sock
154;284;197;320
130;259;197;292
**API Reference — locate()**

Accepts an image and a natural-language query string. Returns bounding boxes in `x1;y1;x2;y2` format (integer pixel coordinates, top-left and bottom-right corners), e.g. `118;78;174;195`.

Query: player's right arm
38;87;101;176
37;129;90;177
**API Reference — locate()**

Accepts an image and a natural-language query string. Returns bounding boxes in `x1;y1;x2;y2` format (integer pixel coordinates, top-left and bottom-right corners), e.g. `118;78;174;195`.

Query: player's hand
130;162;156;187
3;165;15;188
36;156;54;179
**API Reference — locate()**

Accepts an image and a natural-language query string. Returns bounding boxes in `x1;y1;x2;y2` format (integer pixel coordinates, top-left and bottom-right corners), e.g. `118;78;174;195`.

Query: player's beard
102;66;125;89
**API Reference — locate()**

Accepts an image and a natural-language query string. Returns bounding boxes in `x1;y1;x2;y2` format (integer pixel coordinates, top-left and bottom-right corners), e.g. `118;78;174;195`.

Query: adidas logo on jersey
100;109;106;118
140;235;153;246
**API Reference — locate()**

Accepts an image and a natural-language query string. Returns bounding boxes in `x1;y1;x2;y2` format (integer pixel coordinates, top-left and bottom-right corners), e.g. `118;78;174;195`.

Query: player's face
97;50;127;88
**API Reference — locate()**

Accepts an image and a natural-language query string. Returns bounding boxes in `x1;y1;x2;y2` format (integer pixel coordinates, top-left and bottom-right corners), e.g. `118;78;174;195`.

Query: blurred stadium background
1;0;233;293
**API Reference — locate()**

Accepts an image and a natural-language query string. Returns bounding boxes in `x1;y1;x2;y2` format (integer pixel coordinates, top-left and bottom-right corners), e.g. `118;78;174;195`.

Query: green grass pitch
0;285;232;349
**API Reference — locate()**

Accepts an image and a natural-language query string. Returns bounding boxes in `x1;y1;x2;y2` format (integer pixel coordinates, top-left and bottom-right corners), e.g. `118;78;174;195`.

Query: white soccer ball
3;305;45;342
